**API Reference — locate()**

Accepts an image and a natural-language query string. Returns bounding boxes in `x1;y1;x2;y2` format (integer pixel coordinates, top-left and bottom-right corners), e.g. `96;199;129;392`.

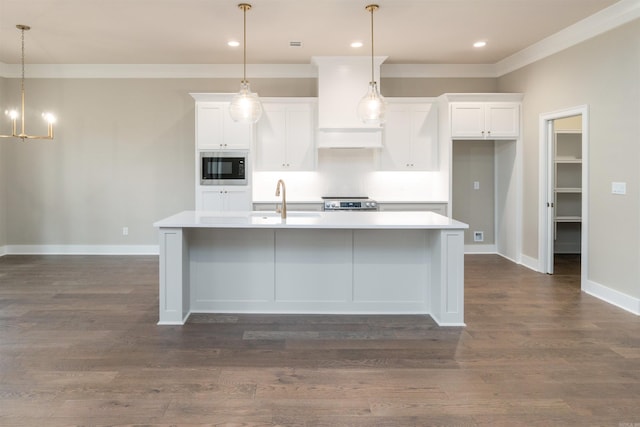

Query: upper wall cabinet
255;99;316;171
196;102;252;150
379;99;439;171
450;102;520;139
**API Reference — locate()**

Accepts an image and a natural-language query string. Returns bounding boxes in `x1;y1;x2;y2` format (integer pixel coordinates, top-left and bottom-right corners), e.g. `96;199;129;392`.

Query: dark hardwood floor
0;254;639;426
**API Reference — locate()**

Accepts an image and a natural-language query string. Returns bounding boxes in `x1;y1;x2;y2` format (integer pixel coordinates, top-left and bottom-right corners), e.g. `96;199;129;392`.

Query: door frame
538;105;589;281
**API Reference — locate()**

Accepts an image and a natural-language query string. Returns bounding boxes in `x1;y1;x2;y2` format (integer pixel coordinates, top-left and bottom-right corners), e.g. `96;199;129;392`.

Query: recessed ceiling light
228;41;240;47
351;41;363;48
473;41;487;48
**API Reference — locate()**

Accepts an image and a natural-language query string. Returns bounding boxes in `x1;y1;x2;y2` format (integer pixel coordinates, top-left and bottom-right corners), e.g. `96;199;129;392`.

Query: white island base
155;211;467;327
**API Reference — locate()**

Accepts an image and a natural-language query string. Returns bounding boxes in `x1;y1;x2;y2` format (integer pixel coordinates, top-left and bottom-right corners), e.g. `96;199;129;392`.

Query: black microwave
200;151;248;185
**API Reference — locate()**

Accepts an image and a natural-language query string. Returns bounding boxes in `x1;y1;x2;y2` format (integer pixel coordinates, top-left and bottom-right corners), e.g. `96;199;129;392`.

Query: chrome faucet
275;179;287;219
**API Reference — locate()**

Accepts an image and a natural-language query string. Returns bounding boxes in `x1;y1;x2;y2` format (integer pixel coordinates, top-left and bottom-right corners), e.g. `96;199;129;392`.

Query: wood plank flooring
0;254;639;426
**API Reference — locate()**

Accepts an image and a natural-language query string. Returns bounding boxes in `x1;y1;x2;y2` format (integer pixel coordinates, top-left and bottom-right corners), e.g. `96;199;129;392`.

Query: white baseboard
464;244;497;254
583;278;640;316
520;253;542;272
2;245;159;256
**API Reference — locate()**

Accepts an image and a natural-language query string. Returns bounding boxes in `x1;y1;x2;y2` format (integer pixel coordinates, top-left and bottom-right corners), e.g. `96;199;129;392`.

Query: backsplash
252;149;448;203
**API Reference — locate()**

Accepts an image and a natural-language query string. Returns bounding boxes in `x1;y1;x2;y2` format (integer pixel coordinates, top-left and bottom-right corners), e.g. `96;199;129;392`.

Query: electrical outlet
473;231;484;242
122;227;129;236
473;181;480;190
612;182;626;195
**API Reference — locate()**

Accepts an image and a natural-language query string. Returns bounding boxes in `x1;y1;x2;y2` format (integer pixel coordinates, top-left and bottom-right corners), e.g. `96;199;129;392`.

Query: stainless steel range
322;196;378;211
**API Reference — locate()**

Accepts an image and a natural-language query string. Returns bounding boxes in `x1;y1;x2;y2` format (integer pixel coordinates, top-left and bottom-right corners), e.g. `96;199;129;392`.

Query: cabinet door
450;103;485;138
381;102;437;171
284;106;315;171
223;111;252;149
196;104;223;149
224;187;252;211
200;188;251;211
196;103;251;150
200;189;226;211
381;104;412;169
409;105;438;170
255;104;287;170
485;104;519;138
255;101;315;171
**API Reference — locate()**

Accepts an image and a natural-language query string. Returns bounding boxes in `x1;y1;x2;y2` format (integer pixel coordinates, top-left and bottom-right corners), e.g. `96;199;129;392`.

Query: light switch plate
612;182;626;195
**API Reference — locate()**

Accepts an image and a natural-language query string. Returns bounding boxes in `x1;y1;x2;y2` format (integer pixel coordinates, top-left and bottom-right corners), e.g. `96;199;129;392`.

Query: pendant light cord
238;3;251;84
243;5;247;83
365;5;379;84
370;5;374;83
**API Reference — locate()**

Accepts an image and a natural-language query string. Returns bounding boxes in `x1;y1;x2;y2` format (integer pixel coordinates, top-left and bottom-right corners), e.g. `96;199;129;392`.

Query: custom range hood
312;56;387;148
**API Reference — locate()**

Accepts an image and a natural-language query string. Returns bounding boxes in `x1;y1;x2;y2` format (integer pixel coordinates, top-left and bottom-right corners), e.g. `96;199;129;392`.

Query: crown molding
0;63;317;79
0;0;637;80
495;0;640;76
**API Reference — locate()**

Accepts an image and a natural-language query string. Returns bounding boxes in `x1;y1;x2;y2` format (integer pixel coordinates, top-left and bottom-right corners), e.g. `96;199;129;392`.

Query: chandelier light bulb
42;112;56;124
7;110;19;119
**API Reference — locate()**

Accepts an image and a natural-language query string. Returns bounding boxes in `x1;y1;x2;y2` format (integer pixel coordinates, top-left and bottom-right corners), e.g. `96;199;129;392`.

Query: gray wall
498;19;640;298
452;140;495;246
0;76;493;248
382;78;498;97
0;77;6;247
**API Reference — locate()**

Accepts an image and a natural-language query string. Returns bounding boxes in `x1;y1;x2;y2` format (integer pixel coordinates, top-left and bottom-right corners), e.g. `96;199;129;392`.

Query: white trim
584;279;640;316
520;253;542;272
496;0;640;76
538;105;589;280
0;245;7;257
464;244;497;254
3;245;159;256
0;63;317;79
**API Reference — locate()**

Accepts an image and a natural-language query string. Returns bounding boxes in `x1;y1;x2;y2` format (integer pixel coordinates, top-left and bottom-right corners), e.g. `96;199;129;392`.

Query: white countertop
154;210;468;230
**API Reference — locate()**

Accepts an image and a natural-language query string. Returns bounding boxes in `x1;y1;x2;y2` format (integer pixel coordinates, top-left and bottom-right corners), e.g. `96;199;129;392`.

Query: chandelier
1;25;56;141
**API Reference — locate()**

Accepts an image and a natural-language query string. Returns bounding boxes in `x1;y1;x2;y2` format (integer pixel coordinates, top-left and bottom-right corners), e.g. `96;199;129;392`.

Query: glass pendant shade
229;81;263;124
357;81;386;125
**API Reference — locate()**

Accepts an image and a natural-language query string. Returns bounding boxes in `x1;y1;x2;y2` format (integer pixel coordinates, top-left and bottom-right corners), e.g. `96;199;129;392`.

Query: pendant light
229;3;263;123
1;25;56;141
356;4;386;125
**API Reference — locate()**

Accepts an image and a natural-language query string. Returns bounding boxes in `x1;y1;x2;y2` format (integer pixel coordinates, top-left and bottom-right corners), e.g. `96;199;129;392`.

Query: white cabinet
379;100;438;171
196;102;252;150
255;100;316;171
198;187;252;211
450;103;519;139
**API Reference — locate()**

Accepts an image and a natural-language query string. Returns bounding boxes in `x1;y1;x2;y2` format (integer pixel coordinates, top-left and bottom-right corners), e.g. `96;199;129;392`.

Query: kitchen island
154;210;468;326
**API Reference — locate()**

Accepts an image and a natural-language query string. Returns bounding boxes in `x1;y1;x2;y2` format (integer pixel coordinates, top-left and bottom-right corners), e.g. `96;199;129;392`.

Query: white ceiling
0;0;623;66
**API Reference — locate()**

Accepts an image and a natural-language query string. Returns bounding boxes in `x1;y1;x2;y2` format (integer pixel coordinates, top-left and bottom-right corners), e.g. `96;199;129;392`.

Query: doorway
539;106;588;280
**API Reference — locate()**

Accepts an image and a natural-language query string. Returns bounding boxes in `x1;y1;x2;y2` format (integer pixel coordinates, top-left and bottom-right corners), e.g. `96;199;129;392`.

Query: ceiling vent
289;41;302;47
